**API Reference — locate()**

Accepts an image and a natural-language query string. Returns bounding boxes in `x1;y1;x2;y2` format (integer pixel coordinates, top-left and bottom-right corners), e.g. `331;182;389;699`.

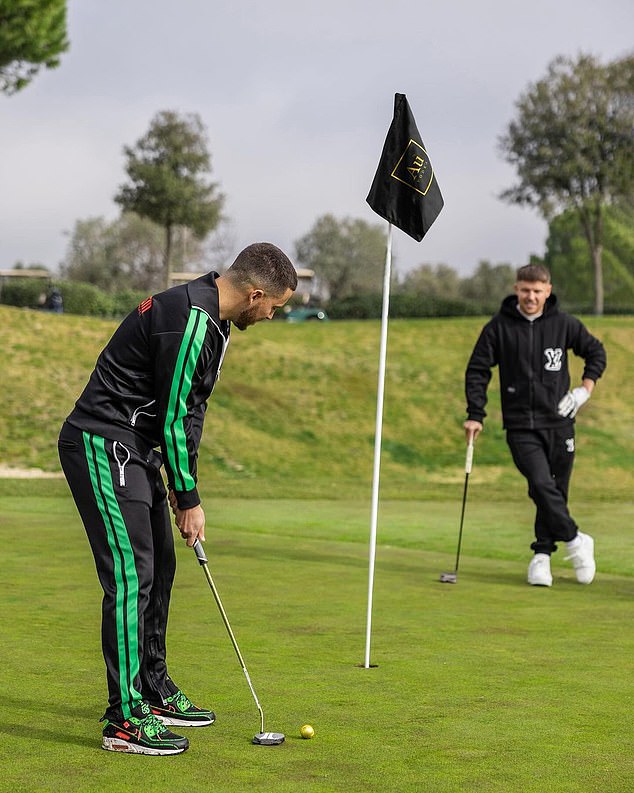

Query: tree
544;204;634;310
60;217;113;289
61;213;213;293
0;0;69;94
398;263;460;299
12;261;49;272
498;53;634;314
115;111;224;290
294;214;387;299
459;260;515;307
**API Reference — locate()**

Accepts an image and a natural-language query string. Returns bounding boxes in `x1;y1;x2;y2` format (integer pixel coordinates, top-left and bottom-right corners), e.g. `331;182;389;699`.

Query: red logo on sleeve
138;297;153;315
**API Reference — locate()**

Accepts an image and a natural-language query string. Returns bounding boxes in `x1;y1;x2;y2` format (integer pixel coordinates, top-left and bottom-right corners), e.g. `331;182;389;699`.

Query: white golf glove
557;386;590;418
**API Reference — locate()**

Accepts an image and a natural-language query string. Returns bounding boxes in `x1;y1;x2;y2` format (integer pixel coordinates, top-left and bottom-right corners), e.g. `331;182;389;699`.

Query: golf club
439;435;474;584
192;540;285;746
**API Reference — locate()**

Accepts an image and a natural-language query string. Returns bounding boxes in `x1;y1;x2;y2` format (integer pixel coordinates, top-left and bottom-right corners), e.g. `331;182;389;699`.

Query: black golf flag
366;93;444;241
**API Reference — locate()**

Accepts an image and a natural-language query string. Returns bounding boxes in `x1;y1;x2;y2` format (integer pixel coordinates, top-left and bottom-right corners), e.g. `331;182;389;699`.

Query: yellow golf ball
300;724;315;739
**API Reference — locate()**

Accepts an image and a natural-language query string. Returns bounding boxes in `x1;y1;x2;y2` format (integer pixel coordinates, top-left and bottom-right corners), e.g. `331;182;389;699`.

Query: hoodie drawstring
113;441;131;487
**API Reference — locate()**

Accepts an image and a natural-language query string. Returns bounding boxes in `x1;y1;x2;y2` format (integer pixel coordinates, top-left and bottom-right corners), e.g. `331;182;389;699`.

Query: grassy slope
0;305;632;501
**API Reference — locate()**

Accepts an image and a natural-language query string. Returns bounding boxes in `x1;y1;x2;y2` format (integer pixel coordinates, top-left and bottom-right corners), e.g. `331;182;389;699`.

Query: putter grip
465;442;474;474
193;539;208;565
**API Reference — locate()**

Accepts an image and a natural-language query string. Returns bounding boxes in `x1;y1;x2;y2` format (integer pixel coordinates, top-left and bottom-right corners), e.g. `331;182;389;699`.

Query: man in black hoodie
463;263;606;587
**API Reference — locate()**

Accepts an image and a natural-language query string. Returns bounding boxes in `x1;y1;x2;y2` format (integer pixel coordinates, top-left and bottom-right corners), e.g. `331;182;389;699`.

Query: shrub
59;281;114;316
327;293;383;319
0;278;49;308
327;291;486;319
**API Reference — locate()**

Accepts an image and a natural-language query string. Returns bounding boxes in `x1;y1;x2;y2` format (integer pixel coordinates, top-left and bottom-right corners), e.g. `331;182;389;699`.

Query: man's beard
233;304;260;331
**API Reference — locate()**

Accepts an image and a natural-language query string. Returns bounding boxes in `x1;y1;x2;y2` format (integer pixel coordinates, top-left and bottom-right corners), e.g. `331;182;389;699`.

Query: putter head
252;732;285;746
439;572;457;584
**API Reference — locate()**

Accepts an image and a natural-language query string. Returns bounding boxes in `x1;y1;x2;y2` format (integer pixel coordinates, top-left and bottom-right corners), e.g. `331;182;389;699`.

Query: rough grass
0;306;632;501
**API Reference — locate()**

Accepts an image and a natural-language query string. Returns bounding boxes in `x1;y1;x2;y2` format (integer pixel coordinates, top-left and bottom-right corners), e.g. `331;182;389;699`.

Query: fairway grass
1;493;633;792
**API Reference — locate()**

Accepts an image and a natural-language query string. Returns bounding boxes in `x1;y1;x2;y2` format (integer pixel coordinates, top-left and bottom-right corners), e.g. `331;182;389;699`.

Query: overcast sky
1;0;632;278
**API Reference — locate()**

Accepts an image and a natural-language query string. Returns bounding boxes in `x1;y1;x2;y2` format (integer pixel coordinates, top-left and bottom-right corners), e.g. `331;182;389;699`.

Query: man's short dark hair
226;243;298;295
516;263;551;283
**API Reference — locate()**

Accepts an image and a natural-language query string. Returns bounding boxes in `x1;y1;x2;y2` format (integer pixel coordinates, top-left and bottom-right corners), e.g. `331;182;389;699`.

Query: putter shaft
440;440;474;583
454;439;474;573
193;540;265;734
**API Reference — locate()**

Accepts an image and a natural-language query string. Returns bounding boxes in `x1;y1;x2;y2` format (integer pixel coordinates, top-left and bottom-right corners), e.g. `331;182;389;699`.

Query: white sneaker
564;532;595;584
527;553;553;586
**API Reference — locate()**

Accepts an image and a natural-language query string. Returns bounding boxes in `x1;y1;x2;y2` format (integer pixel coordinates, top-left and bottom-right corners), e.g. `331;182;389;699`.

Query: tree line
5;203;632;318
297;206;634;318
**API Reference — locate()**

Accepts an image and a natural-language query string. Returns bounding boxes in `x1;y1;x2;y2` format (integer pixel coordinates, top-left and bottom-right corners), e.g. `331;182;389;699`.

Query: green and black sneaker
149;689;216;727
102;701;189;755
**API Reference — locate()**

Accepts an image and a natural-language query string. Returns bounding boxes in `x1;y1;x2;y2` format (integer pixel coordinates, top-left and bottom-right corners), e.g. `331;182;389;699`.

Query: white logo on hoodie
544;347;563;371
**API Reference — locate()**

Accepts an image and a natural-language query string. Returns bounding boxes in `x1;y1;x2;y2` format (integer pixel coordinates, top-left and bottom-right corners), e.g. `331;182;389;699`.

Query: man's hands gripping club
169;490;206;546
463;419;483;443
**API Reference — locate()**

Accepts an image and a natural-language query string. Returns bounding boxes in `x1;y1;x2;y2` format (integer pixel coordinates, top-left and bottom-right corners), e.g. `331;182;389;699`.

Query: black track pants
58;421;177;721
506;427;578;555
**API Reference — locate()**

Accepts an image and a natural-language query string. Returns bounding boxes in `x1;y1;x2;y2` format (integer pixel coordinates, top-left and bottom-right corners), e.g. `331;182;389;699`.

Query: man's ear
248;288;265;305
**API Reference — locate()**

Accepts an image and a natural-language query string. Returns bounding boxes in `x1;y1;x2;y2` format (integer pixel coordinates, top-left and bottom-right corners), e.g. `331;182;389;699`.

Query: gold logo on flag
391;140;435;195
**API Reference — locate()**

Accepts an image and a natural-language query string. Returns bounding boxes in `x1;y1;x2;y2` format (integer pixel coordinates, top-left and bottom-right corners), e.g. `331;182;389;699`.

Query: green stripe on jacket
164;308;209;492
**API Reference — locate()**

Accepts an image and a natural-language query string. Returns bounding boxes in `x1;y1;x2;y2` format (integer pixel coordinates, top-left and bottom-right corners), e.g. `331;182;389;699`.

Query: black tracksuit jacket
465;294;606;430
66;272;230;509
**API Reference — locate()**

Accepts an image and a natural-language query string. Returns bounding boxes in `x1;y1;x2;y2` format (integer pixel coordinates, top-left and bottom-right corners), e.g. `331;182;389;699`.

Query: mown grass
0;494;633;792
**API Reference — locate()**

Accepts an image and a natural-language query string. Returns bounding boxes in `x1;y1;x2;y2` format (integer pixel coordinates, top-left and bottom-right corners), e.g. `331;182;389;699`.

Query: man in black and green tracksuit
58;243;297;755
464;263;606;588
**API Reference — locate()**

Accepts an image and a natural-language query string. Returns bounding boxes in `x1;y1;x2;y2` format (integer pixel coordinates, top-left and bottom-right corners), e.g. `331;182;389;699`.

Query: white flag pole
364;222;393;669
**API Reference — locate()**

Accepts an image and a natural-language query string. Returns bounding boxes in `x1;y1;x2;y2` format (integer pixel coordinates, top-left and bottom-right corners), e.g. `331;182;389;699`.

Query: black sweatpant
58;421;177;721
506;426;578;555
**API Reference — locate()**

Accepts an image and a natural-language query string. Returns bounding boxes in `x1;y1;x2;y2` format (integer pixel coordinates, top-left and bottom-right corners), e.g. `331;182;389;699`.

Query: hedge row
0;279;147;318
326;292;634;319
2;278;632;319
326;292;496;319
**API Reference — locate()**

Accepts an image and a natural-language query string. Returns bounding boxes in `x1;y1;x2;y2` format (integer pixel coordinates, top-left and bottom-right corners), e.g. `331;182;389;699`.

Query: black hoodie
465;294;606;430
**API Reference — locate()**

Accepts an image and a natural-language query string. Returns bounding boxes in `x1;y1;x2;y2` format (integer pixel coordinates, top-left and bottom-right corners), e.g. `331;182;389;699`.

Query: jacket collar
186;271;222;323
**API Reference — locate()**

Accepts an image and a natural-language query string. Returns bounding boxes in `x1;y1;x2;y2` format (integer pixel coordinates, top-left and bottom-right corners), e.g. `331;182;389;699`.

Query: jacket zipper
113;441;131;486
528;323;534;429
130;400;157;427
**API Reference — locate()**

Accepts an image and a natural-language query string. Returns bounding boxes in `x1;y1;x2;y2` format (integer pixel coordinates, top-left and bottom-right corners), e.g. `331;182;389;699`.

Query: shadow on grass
3;692;91;720
456;567;634;597
0;720;96;750
1;692;100;749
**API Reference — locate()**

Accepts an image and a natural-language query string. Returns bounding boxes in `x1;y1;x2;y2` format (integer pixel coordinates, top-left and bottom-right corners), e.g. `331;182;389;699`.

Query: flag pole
364;221;393;669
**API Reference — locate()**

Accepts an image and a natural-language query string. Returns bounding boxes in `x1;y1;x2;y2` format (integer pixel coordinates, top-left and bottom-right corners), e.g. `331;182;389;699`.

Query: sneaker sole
575;565;596;585
102;736;188;755
153;714;215;727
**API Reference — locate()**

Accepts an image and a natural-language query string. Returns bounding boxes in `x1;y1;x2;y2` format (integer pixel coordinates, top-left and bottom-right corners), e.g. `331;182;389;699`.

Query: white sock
566;535;582;550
